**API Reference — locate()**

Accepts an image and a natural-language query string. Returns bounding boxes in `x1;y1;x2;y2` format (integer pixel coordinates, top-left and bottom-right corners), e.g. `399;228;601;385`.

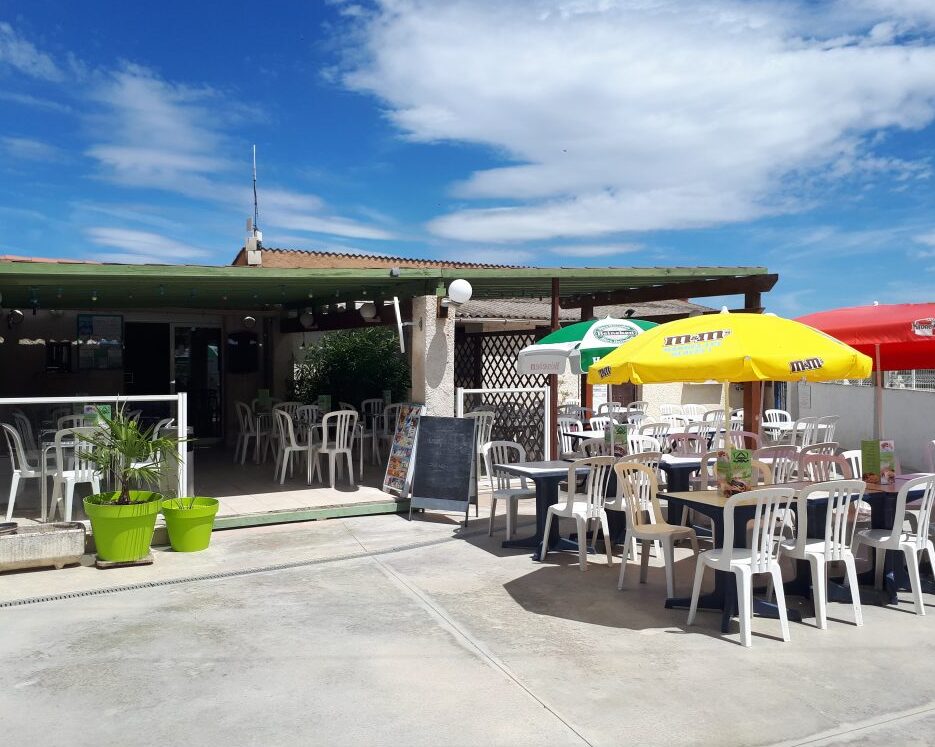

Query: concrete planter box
0;522;86;572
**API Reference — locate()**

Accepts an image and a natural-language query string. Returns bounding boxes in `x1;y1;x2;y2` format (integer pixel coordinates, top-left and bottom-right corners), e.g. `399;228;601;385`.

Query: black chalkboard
409;416;476;521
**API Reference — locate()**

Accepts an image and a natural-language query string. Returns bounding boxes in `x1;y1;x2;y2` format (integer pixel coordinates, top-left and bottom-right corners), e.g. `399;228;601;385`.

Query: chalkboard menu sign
382;403;425;496
409;416;476;522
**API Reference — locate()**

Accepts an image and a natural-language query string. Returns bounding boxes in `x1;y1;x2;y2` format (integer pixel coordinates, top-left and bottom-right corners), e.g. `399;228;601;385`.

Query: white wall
799;382;935;471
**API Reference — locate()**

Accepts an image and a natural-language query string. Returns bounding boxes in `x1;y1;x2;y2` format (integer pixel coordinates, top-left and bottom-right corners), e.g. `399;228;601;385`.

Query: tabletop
495;460;591;479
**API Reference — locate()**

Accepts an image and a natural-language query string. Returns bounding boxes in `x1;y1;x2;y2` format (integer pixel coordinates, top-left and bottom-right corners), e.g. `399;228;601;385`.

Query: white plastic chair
273;409;306;484
926;440;935;472
853;474;935;615
789;416;819;448
687;486;797;647
276;401;302;420
763;409;792;443
639;422;671;441
625;412;647;427
628;401;650;414
50;427;101;522
481;441;535;539
754;445;798;484
12;410;39;460
816;415;839;443
577;437;610;457
308;410;358;488
379;403;403;456
627;434;660;454
797;442;839;477
557;416;583;459
57;414;93;431
683;404;708;421
234;400;271;465
660;414;689;430
779;480;865;629
800;453;852;483
539;457;615;571
612;462;699;597
465;410;495;498
2;423;43;521
589;416;615;431
338;402;357;412
659;404;684;417
715;430;762;451
668;433;704;455
595;402;622;417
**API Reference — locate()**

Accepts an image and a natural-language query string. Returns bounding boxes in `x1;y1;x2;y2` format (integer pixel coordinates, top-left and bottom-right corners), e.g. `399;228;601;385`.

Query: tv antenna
252;144;260;235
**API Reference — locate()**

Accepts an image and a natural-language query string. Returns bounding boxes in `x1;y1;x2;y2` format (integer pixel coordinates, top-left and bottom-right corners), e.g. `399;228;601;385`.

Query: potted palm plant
79;407;181;563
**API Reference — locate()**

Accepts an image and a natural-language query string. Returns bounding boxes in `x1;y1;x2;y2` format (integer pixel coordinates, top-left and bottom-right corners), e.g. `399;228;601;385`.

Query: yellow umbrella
588;309;872;449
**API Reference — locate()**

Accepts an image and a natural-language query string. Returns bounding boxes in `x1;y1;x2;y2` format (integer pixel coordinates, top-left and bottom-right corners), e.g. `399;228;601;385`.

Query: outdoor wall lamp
7;309;24;329
359;302;377;321
242;315;257;329
441;279;472;308
299;309;315;329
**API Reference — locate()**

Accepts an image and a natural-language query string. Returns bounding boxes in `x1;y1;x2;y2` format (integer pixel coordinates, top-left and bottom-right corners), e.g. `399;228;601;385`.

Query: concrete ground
3;503;935;746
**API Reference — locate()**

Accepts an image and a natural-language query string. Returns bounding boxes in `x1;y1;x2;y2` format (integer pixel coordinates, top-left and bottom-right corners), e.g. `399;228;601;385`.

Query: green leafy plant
78;407;182;505
293;327;411;406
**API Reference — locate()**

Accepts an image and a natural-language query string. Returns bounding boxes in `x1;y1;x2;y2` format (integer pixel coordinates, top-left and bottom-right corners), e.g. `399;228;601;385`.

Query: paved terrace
2;499;934;746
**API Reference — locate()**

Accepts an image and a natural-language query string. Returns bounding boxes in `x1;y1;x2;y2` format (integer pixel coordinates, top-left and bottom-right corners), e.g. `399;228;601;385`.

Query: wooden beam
580;300;593;414
743;290;764;436
559;274;778;309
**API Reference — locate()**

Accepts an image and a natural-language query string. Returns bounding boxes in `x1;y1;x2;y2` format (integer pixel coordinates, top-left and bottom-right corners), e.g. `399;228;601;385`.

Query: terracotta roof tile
231;246;526;270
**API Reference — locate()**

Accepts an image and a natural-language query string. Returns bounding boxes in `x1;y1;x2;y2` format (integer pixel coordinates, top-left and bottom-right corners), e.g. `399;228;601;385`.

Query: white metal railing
456;386;551;459
0;393;188;498
831;370;935;392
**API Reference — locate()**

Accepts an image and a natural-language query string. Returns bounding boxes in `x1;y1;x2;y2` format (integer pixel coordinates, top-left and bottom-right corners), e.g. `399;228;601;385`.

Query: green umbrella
516;317;657;376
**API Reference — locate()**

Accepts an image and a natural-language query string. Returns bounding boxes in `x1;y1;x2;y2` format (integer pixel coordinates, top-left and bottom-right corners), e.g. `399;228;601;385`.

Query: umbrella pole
874;343;883;440
722;382;733;454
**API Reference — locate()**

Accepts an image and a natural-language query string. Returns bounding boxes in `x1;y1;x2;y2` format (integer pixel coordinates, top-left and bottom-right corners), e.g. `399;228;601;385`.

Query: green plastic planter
160;497;219;552
84;491;163;563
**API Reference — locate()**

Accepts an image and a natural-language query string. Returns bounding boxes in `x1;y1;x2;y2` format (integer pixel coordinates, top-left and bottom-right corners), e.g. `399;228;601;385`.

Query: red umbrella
796;302;935;437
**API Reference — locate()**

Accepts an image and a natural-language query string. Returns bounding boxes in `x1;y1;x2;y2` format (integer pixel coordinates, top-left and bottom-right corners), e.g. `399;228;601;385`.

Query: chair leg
488;495;498;537
279;452;288;485
600;512;612;566
618;529;633;590
735;567;753;647
328;454;336;489
6;472;20;521
64;481;74;523
687;555;706;625
639;540;651;584
662;537;675;599
770;565;791;642
539;510;554;562
843;555;864;626
874;546;885;590
576;516;588;571
347;452;356;486
904;547;925;615
809;555;827;630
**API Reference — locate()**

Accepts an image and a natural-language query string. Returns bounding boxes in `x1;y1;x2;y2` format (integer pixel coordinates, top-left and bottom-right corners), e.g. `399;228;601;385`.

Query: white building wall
797;382;935;471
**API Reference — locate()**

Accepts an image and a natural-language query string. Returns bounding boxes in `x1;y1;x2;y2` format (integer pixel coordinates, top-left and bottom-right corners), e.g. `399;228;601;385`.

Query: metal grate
833;370;935;391
455;331;548;459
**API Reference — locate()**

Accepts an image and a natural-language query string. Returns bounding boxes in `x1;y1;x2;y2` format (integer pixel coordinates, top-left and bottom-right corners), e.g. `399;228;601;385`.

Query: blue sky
2;0;935;315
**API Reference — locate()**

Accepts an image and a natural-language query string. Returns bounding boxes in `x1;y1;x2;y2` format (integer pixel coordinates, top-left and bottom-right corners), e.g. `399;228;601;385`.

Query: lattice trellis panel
456;331;549;460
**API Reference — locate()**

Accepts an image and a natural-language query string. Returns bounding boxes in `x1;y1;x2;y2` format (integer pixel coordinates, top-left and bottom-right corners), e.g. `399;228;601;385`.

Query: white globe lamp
447;279;472;306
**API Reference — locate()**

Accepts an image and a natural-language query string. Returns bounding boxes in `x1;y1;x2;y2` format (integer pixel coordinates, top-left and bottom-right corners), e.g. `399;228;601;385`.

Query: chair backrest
321;410;358;450
274;409;300;449
464;410;495;449
899;475;935;552
338;402;357;412
153;417;175;438
627;433;660;454
556;417;583;454
1;422;31;473
925;440;935;472
361;398;385;418
57;426;99;482
577;437;610;457
619;451;662;470
799;441;838;457
793;480;865;561
276;401;302;419
297;404;322;426
613;461;662;525
697;450;721;490
125;409;143;424
720;487;796;573
381;404;402;437
840;449;862;481
751;460;773;485
560;457;615;513
481;441;528;492
683;404;708;421
754;445;798;484
792;416;819;447
686;422;708;438
235;401;254;434
625;412;647;426
702;409;724;424
589;415;614;431
660;414;688;430
800;453;852;482
816;415;839;442
715;430;762;450
557;404;586;418
668;432;704;455
628;400;650;414
595;401;622;417
639;421;670;439
659;404;684;417
764;409;791;424
11;411;36;452
57;414;92;430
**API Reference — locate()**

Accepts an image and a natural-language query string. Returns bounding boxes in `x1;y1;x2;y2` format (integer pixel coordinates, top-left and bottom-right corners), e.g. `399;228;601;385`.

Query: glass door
172;325;222;441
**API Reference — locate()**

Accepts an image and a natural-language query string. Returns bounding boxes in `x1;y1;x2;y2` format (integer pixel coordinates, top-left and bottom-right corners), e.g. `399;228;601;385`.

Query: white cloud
0;136;61;161
86;227;211;264
0;22;62;80
915;230;935;247
0;90;72;112
342;0;935;242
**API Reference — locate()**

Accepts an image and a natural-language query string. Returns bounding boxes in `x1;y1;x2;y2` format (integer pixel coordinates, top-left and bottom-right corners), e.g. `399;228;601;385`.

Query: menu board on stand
382;403;426;496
